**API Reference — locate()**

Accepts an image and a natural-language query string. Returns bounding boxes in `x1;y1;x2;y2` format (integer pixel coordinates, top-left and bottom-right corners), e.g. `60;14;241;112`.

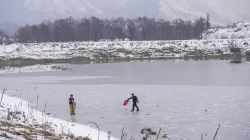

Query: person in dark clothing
128;93;139;111
69;94;76;115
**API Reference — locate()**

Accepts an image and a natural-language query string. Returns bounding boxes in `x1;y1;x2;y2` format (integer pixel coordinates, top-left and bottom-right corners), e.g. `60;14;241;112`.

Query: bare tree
206;13;211;29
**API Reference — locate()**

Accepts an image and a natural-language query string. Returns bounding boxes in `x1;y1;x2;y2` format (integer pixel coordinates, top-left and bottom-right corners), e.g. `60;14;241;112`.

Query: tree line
1;14;211;44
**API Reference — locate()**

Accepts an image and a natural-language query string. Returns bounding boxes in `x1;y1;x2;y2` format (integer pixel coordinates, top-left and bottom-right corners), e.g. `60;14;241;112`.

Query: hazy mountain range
1;0;250;34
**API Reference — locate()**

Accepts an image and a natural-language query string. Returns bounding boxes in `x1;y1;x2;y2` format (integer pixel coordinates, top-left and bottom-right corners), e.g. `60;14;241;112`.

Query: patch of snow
0;39;249;60
0;64;68;74
17;76;113;84
0;93;118;140
203;22;250;39
0;129;26;140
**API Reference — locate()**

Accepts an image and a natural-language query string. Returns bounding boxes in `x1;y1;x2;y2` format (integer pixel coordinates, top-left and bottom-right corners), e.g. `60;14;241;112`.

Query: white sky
0;0;250;25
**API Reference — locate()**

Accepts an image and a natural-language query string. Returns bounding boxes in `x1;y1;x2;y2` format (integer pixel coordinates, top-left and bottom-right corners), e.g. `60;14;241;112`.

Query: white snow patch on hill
203;22;250;39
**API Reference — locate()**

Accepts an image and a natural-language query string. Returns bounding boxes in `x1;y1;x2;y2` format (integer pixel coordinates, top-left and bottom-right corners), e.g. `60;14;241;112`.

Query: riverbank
1;40;250;60
0;38;250;68
0;53;249;68
0;92;118;140
0;39;249;67
0;64;71;74
1;21;250;67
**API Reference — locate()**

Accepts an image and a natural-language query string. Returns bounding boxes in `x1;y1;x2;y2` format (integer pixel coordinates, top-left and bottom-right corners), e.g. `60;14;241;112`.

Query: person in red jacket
69;94;76;115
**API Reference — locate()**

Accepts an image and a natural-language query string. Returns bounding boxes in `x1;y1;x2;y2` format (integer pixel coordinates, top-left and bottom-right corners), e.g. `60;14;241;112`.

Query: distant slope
203;22;250;39
1;0;249;25
159;0;250;25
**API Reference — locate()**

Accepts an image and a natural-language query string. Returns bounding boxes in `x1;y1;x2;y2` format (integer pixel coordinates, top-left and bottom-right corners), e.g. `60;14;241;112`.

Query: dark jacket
129;96;139;104
69;97;74;104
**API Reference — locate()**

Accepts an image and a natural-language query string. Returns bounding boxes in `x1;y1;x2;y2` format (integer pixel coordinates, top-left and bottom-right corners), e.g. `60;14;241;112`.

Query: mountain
0;0;249;25
0;0;159;24
159;0;250;25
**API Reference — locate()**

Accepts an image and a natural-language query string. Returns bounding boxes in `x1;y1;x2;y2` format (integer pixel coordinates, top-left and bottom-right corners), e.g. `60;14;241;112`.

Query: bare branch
213;124;221;140
0;88;6;106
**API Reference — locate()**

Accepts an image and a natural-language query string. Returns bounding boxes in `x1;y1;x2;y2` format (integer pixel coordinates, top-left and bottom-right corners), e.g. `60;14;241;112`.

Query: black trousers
132;103;139;111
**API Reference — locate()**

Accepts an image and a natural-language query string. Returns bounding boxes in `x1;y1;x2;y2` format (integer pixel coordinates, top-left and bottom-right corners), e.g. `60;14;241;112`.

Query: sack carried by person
123;99;129;106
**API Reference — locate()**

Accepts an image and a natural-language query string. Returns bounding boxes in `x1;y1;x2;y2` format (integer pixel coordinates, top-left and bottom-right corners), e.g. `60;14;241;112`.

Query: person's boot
136;109;139;111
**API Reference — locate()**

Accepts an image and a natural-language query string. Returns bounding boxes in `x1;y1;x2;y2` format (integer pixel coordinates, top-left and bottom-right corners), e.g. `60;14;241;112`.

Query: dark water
1;60;250;140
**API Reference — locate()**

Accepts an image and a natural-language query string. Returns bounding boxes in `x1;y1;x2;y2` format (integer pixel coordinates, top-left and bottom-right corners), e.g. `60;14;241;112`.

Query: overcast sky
1;0;250;25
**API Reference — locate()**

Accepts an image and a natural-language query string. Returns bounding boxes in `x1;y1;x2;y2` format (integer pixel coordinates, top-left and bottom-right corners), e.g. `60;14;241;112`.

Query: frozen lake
1;60;250;140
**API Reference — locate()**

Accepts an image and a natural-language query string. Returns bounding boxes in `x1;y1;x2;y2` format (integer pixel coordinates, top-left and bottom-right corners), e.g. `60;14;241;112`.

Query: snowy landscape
0;39;249;60
0;23;249;67
203;22;250;39
1;11;250;140
0;64;70;74
1;0;250;139
0;93;118;140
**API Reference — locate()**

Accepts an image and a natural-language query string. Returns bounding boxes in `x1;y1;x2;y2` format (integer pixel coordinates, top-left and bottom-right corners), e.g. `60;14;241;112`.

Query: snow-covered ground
0;22;249;61
0;93;118;140
203;22;250;39
0;64;70;74
0;39;249;60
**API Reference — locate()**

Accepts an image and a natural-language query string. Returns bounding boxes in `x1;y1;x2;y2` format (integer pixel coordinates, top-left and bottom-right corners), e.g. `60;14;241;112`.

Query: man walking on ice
69;94;76;115
128;93;139;111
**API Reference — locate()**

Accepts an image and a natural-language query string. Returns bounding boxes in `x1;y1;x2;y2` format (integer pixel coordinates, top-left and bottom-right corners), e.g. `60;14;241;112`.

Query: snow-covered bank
0;93;118;140
203;22;250;39
0;39;250;60
0;64;70;74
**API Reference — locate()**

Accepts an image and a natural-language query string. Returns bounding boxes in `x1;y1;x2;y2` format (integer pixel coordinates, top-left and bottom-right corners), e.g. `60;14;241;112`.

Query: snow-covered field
0;64;70;74
0;39;249;60
203;22;250;39
0;93;118;140
0;22;249;61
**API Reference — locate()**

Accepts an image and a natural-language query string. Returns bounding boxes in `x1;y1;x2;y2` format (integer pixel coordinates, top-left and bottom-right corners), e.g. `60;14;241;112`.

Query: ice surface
1;61;250;140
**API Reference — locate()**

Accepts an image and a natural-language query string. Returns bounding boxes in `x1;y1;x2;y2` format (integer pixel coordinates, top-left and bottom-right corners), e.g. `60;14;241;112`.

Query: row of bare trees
3;14;211;43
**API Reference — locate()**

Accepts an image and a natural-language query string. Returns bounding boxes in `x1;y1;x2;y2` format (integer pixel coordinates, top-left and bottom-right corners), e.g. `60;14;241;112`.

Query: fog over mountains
0;0;249;28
